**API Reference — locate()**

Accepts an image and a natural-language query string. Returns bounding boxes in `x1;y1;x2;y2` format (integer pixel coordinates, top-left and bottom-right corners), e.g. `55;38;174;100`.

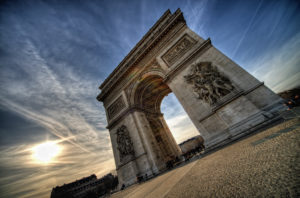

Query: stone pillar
131;111;165;173
165;44;283;149
158;115;182;156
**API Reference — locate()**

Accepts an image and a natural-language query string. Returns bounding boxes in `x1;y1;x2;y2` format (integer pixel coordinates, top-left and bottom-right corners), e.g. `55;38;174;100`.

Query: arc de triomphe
97;9;282;186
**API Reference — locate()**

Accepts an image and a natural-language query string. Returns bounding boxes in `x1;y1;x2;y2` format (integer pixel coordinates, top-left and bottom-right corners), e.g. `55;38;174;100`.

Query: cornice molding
101;23;186;104
163;38;212;83
97;9;186;102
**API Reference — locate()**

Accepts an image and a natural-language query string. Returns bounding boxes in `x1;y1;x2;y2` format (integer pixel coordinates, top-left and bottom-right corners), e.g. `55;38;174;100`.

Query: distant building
50;173;117;198
278;87;300;100
179;135;204;154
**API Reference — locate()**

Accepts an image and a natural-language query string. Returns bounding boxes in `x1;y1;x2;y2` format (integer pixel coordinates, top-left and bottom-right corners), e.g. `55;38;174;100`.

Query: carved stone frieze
98;10;282;186
107;96;126;119
116;125;135;161
97;9;186;102
184;62;235;105
162;34;196;66
149;59;160;69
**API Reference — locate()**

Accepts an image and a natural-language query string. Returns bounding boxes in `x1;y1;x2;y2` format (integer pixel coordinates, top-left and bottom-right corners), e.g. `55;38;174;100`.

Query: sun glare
32;141;61;164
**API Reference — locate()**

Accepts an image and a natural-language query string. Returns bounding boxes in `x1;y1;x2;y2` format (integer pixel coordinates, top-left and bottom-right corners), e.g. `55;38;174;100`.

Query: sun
32;141;61;164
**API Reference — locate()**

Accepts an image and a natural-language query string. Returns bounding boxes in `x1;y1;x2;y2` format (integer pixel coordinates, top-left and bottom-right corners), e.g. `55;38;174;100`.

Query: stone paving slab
111;118;300;198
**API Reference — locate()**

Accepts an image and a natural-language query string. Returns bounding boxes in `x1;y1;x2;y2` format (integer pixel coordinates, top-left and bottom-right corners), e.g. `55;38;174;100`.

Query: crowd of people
284;94;300;110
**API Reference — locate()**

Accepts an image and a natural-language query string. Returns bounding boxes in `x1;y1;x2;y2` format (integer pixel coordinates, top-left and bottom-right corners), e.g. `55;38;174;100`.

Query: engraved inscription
107;96;126;119
184;62;235;106
162;35;195;66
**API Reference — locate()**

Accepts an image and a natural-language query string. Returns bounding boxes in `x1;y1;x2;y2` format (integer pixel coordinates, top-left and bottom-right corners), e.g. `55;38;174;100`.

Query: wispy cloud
181;0;211;38
0;60;115;197
249;32;300;92
0;142;115;198
0;4;115;197
232;0;263;57
161;94;199;144
0;0;299;197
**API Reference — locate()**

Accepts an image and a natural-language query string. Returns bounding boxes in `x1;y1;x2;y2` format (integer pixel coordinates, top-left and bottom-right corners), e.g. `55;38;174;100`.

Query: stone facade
50;174;115;198
179;135;204;154
97;9;283;186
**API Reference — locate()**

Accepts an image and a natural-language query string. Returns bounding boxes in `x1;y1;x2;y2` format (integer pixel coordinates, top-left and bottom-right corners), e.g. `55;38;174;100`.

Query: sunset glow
32;142;61;164
1;0;299;197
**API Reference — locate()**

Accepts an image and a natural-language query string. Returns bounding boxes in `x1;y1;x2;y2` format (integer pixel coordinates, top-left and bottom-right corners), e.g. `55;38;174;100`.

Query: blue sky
0;0;299;197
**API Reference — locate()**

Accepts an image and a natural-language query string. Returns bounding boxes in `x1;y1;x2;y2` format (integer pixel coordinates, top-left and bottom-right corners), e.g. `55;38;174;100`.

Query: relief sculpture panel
184;62;235;106
162;34;196;66
107;96;126;119
116;125;135;162
98;10;283;186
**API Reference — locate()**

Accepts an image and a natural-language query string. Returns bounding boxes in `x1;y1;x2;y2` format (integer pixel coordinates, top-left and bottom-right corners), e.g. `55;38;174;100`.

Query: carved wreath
184;62;235;105
116;125;135;160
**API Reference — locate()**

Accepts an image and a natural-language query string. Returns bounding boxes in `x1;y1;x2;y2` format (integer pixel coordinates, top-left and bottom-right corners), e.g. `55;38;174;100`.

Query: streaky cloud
249;32;300;93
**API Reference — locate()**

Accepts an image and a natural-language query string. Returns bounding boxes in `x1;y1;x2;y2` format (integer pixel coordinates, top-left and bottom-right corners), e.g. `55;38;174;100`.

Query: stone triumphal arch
97;9;282;186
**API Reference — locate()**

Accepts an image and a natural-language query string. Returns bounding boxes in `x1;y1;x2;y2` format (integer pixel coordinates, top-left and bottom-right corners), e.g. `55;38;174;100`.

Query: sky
0;0;299;197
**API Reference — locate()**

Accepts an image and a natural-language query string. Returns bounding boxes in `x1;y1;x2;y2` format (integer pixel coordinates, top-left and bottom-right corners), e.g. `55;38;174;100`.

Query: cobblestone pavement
111;118;300;198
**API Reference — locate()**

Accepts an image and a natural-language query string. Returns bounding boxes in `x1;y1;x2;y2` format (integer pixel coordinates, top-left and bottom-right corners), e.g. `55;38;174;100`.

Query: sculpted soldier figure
184;62;235;105
116;125;135;160
97;9;282;186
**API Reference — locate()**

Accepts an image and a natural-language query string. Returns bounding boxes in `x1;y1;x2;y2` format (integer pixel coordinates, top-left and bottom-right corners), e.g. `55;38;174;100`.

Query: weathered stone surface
108;96;126;119
116;125;135;162
97;9;283;186
162;34;196;66
184;62;235;105
110;119;300;198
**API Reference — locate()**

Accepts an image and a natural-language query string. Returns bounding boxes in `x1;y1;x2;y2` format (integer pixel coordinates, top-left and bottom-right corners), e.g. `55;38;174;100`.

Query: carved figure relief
116;125;135;161
184;62;234;105
162;35;196;66
107;96;126;119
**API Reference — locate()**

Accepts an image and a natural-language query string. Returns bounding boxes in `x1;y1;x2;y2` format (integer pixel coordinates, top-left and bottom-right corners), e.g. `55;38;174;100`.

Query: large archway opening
161;93;199;144
133;74;195;164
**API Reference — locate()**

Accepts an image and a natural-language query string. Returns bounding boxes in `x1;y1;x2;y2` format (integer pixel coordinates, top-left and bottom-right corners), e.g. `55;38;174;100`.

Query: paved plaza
111;118;300;198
